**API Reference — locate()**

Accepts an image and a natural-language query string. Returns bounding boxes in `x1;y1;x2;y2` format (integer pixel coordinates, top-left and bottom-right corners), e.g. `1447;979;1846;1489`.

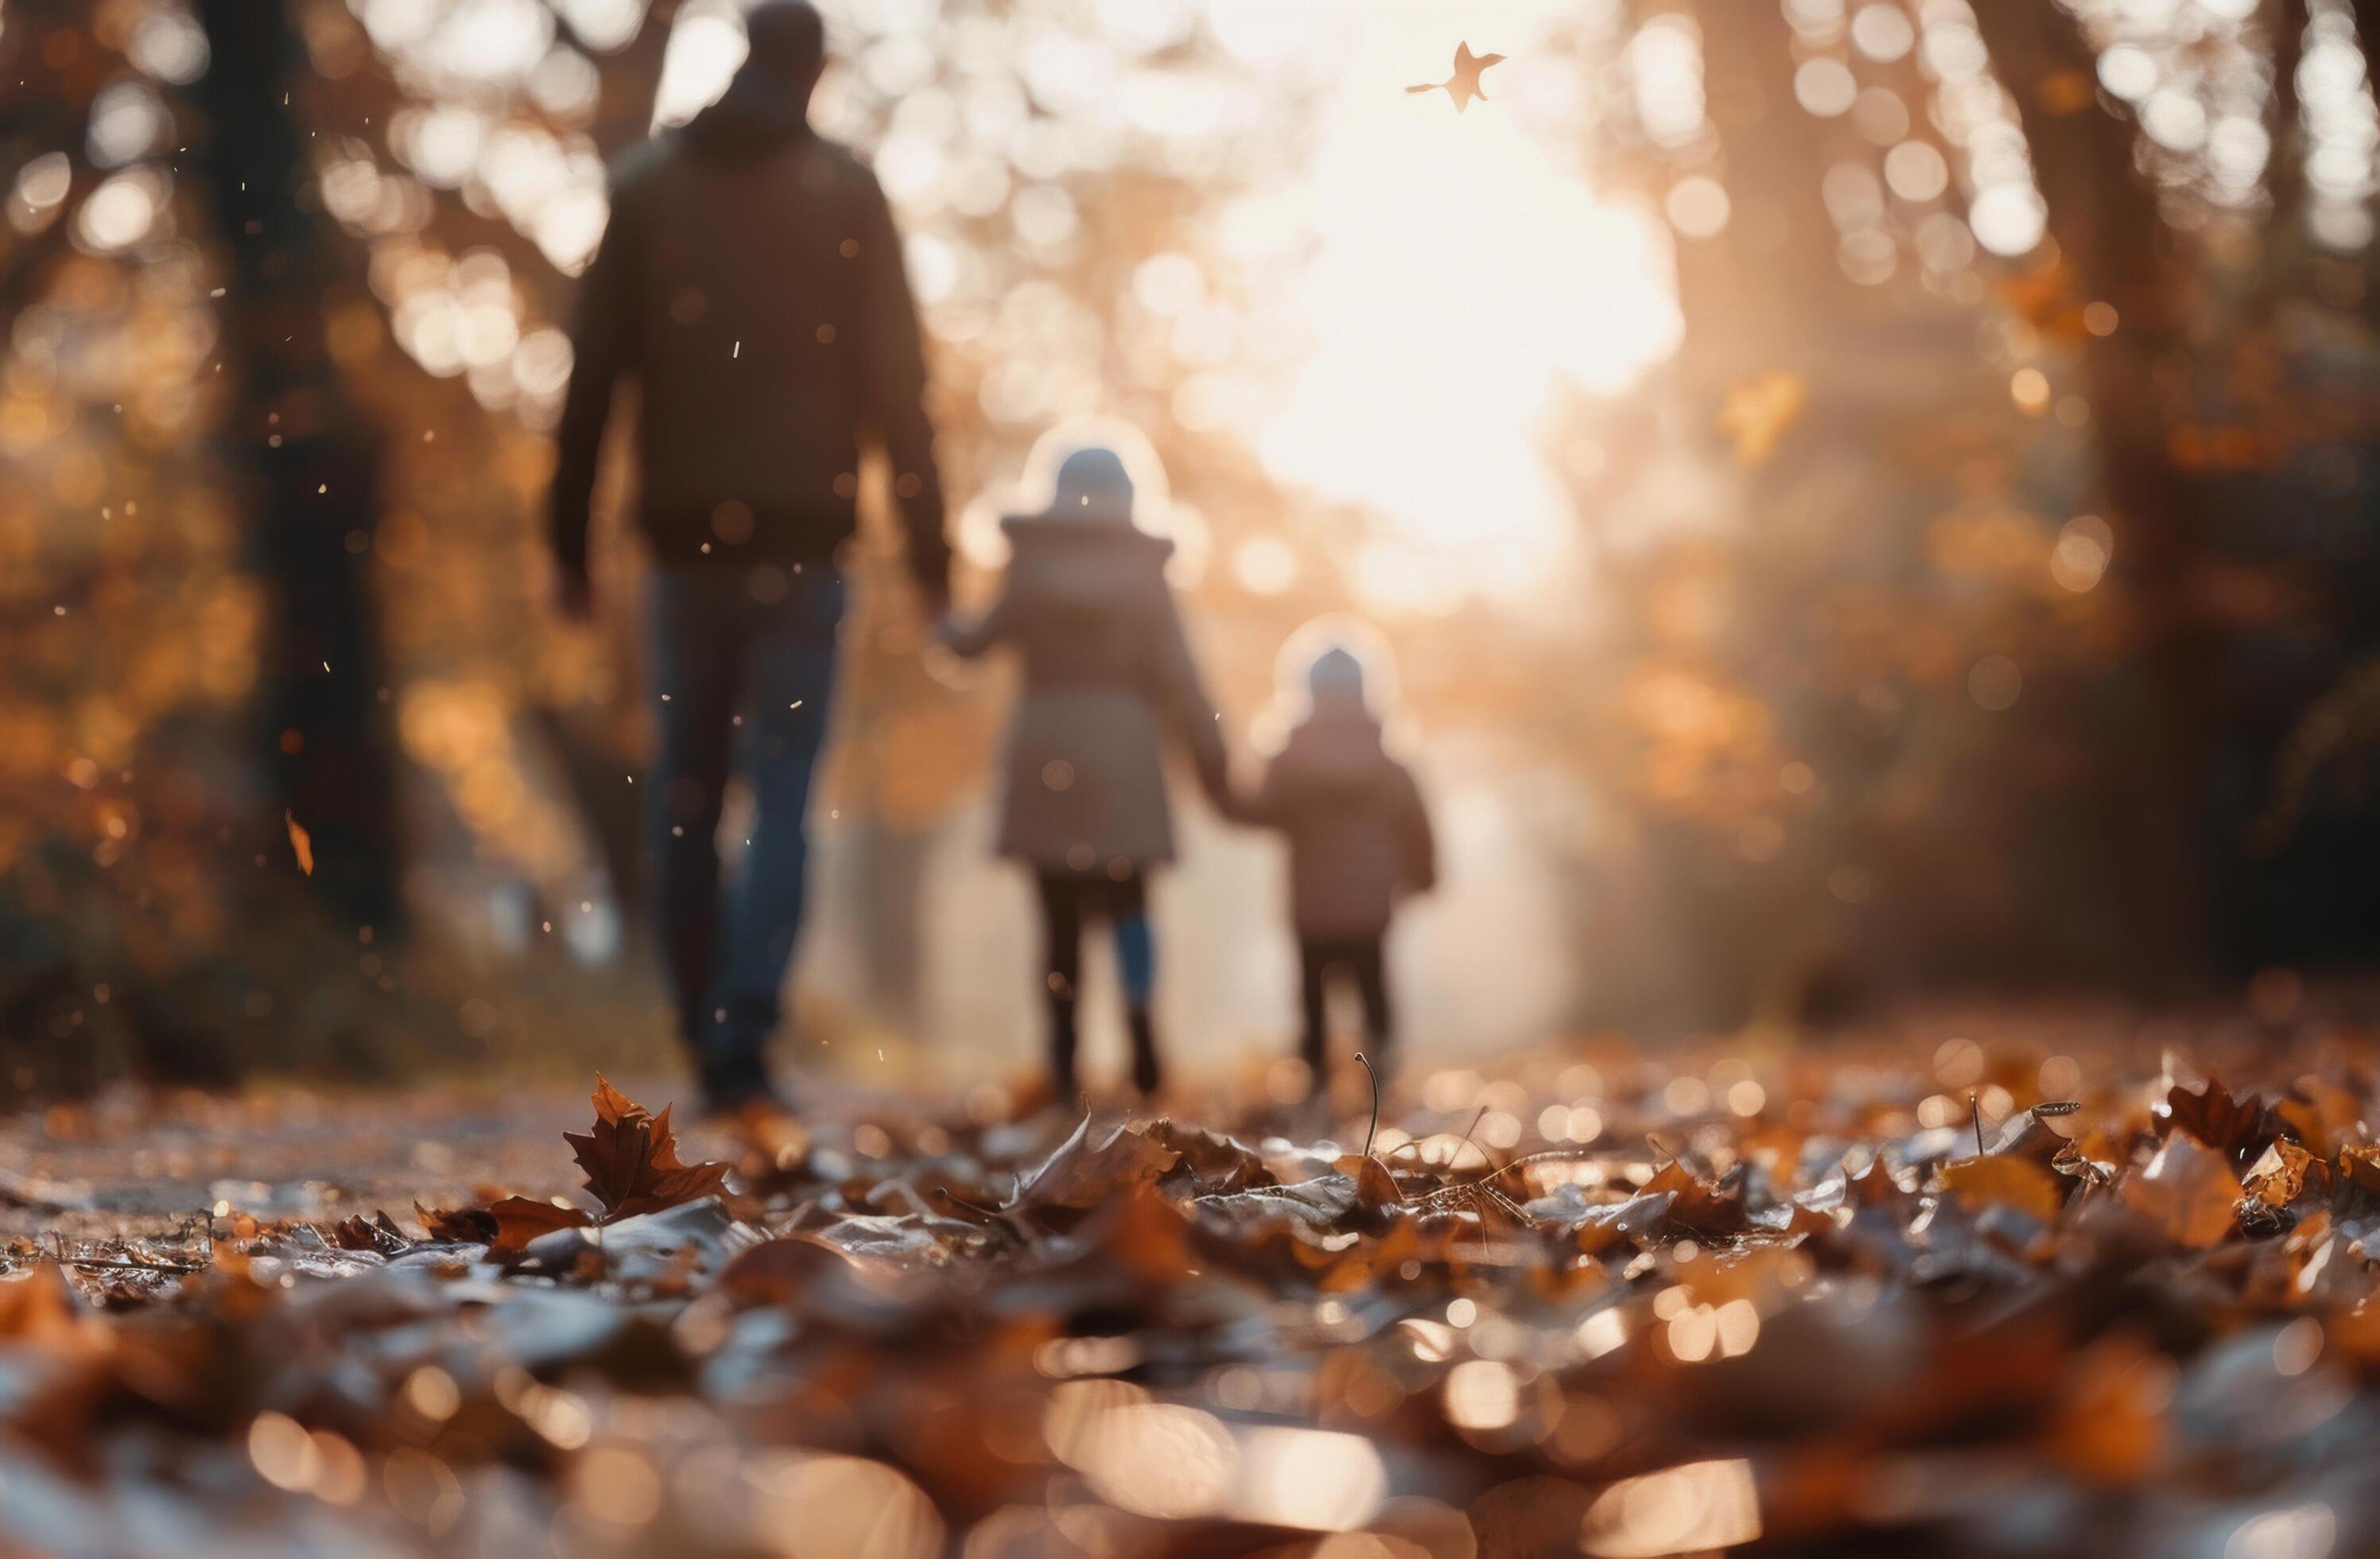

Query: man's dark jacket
549;87;948;587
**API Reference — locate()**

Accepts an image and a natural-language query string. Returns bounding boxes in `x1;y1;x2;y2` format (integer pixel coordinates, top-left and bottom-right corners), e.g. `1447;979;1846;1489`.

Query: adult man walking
549;2;948;1112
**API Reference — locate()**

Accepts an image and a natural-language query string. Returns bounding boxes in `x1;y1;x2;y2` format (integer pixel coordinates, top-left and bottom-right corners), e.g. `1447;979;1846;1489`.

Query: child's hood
1277;708;1397;792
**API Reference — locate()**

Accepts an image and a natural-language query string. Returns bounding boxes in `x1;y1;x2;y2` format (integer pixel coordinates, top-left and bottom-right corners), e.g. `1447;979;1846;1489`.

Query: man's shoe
697;1059;791;1122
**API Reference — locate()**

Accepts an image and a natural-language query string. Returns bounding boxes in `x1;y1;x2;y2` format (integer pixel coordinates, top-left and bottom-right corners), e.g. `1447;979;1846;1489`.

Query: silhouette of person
547;1;948;1113
1233;637;1435;1091
940;445;1228;1099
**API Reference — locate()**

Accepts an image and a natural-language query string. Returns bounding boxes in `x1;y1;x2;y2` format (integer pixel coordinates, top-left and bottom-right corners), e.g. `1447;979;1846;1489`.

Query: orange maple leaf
565;1074;731;1221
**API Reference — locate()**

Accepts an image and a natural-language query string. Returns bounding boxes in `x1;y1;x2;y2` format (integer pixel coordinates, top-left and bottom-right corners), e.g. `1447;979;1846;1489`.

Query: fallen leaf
2122;1134;2242;1248
564;1074;731;1221
1007;1115;1179;1216
487;1195;595;1255
2157;1075;2281;1163
1644;1160;1750;1241
325;1211;409;1255
1334;1152;1405;1211
2240;1140;2316;1207
414;1199;497;1243
1939;1154;2064;1223
0;1264;83;1347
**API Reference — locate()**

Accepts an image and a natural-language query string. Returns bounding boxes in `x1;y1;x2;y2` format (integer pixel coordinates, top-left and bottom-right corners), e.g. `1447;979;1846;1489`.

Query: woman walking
942;443;1227;1098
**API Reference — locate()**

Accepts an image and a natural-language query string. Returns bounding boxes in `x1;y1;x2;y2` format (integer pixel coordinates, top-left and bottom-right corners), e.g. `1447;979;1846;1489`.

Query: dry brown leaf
1939;1154;2064;1223
1007;1115;1178;1215
2240;1140;2317;1207
1334;1152;1405;1211
2122;1134;2242;1248
325;1211;408;1255
486;1195;595;1255
284;811;313;876
0;1263;84;1347
2046;1330;2170;1485
565;1073;731;1221
2158;1075;2281;1162
1644;1160;1750;1241
413;1199;498;1244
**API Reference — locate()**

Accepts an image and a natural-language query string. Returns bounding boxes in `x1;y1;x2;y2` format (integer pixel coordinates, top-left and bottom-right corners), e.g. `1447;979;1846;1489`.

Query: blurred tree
1967;0;2218;988
189;0;400;930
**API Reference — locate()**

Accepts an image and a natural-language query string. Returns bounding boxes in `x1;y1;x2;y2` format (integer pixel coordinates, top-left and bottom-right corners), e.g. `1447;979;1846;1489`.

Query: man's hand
556;566;596;621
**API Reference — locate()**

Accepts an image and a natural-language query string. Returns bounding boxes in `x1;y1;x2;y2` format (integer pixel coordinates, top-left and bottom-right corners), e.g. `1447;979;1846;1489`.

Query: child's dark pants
1035;870;1160;1096
1299;935;1391;1076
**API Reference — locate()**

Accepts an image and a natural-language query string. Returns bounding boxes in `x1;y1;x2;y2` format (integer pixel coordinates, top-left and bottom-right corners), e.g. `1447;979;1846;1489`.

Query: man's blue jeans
643;565;842;1101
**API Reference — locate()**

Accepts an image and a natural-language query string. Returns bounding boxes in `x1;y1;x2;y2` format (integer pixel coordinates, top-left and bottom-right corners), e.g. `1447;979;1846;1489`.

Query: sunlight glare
1252;5;1679;604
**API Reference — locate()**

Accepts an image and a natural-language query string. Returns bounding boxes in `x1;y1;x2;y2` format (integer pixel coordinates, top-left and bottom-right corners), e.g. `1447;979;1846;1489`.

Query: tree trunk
1969;0;2218;987
190;0;402;931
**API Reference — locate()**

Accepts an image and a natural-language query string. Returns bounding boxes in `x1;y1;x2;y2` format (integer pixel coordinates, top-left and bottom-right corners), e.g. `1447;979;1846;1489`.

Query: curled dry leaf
413;1199;497;1244
2157;1075;2283;1163
1333;1152;1405;1211
324;1211;408;1255
1005;1114;1178;1215
1642;1159;1750;1241
2240;1139;2317;1207
2338;1143;2380;1199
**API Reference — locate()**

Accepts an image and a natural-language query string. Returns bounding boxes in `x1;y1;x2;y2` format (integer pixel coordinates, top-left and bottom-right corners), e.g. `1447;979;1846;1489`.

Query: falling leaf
564;1074;731;1221
284;811;313;876
1404;42;1505;113
1718;371;1807;467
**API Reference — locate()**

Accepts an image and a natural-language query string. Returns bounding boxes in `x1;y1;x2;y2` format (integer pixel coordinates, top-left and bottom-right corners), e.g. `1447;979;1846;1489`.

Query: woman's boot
1046;993;1081;1100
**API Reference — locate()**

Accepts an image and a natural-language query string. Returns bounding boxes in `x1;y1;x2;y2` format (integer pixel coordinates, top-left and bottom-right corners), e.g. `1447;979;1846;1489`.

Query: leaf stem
1355;1052;1380;1161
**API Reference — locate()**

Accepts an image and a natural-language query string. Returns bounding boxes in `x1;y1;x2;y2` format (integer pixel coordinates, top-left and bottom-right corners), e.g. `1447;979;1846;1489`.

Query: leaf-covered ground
4;1011;2380;1557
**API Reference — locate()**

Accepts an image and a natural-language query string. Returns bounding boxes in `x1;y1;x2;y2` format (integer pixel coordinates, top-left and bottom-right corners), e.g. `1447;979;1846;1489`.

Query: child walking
942;444;1227;1098
1237;639;1435;1087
